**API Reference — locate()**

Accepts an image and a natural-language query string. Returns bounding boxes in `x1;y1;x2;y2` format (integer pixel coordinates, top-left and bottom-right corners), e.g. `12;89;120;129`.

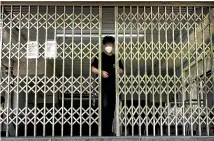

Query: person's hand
117;68;123;74
102;71;109;78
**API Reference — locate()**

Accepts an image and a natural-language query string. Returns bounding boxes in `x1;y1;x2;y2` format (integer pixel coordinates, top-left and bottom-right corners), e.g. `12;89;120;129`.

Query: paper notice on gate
27;41;39;58
45;41;57;59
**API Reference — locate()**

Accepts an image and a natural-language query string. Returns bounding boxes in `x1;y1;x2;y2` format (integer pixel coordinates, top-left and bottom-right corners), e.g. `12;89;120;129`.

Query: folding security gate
0;2;214;137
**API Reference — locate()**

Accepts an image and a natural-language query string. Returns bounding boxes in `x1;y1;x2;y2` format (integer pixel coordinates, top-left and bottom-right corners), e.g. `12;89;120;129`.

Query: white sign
45;41;57;59
27;41;39;58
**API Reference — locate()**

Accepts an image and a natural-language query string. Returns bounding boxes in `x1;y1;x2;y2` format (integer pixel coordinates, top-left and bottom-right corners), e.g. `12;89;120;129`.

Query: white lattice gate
0;2;214;137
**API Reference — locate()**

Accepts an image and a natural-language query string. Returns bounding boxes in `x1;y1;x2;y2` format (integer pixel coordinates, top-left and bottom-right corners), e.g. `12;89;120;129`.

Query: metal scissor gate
0;2;214;137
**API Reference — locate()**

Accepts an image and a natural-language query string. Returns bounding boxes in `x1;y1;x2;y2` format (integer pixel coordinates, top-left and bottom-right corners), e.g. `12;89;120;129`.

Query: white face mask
105;46;113;53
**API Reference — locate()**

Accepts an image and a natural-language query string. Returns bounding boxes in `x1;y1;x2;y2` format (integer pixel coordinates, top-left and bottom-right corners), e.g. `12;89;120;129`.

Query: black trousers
101;85;116;136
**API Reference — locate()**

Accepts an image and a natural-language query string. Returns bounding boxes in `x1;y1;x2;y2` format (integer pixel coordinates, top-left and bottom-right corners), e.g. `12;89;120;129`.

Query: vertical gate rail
209;6;214;137
0;3;3;138
210;6;214;137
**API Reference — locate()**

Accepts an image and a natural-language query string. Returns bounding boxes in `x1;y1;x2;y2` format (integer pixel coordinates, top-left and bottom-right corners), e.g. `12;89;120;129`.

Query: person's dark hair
102;36;115;45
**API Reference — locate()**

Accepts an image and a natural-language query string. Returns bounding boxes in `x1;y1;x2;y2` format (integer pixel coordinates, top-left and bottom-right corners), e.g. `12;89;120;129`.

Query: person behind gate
91;36;124;136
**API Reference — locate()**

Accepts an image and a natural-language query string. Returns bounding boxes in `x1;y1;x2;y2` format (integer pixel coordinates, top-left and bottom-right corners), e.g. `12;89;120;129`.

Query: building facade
0;1;214;140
